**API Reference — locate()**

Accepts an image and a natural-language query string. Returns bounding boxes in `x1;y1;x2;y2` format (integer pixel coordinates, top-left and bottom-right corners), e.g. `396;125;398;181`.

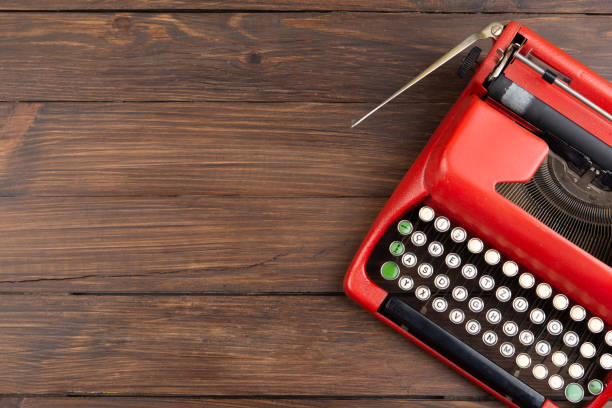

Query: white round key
552;351;568;367
500;342;515;358
503;321;518;337
600;353;612;370
519;330;534;346
502;261;518;277
467;238;484;254
434;274;450;290
530;308;546;325
563;331;579;347
418;263;434;278
532;364;548;380
519;273;535;289
415;285;431;301
465;319;481;335
606;331;612;347
461;264;477;279
428;241;444;257
398;276;414;291
479;275;495;291
568;363;584;379
512;297;528;313
580;342;596;359
450;227;467;243
432;297;448;313
434;216;450;232
482;330;498;346
468;297;484;313
516;353;531;369
588;317;604;334
495;286;511;302
570;305;586;321
548;374;564;390
553;294;569;310
445;253;461;269
411;231;427;247
536;283;552;299
401;252;417;268
419;206;435;222
535;340;551;356
484;249;501;265
449;309;465;324
547;320;563;336
486;309;502;325
452;286;468;302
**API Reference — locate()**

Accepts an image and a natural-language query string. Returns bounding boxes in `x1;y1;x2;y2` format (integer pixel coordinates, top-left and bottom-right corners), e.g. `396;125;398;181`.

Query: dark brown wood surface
0;2;610;408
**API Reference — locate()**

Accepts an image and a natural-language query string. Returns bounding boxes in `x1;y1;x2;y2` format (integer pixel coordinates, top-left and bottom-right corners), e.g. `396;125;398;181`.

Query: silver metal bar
351;22;505;128
514;52;612;122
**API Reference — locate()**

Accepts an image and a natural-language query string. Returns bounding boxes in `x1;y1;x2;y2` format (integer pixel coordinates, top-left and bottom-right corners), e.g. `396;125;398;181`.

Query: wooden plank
0;0;609;13
0;398;507;407
0;295;487;396
0;102;442;197
0;14;608;102
0;196;381;293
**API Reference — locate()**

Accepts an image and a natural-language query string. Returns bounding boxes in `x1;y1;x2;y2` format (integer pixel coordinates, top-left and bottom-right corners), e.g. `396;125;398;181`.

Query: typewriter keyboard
366;203;611;406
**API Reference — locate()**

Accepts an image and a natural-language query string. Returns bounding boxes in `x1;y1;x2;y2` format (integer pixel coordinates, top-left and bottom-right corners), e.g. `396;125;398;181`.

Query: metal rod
514;52;612;122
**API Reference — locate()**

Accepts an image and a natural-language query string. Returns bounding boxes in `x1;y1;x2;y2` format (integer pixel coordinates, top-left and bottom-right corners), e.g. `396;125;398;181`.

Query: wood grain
0;102;442;197
0;196;381;293
0;295;487;397
0;14;608;102
0;0;609;13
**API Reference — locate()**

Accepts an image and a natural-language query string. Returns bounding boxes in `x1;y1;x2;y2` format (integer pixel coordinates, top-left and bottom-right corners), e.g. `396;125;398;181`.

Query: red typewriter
345;21;612;408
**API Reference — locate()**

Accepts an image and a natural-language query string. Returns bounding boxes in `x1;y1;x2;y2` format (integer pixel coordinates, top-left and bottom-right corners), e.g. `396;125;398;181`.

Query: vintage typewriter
345;21;612;408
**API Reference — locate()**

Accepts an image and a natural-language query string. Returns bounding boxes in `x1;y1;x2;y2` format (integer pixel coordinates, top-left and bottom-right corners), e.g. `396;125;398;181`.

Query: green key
389;241;405;256
381;261;400;280
565;383;584;403
397;220;413;235
588;379;603;395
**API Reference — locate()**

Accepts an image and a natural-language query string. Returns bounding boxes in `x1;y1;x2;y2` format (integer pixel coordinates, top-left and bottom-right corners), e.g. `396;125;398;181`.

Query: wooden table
0;2;610;407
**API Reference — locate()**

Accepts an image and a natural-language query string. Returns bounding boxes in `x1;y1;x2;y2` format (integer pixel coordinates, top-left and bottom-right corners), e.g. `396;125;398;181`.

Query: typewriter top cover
345;21;612;408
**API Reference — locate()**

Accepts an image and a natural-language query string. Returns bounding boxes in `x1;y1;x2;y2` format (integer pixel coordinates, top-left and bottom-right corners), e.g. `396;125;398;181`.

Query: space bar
381;296;546;408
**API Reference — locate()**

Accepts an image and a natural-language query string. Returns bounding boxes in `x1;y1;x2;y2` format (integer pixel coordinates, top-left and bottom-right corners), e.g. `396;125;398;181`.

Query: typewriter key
418;206;435;222
519;330;534;346
553;294;569;310
500;342;515;358
532;364;548;380
502;321;518;337
381;262;400;280
512;297;528;313
563;331;579;348
606;331;612;347
401;252;417;268
389;241;405;256
450;227;466;243
502;260;518;277
434;216;450;232
580;342;596;359
588;379;603;395
568;363;584;379
432;297;448;313
495;286;511;302
552;351;568;367
530;308;546;325
428;241;444;257
547;320;563;336
519;273;535;289
484;249;500;265
479;275;495;291
570;305;586;321
445;253;461;268
418;263;433;278
411;231;427;247
465;319;480;334
398;276;414;291
467;238;484;254
415;286;431;301
549;375;564;390
482;330;498;346
486;309;502;325
588;317;604;333
461;264;477;279
397;220;413;235
450;309;465;324
600;353;612;369
434;274;450;290
468;297;484;313
516;353;531;369
536;283;552;299
565;383;584;403
535;341;551;356
452;286;468;302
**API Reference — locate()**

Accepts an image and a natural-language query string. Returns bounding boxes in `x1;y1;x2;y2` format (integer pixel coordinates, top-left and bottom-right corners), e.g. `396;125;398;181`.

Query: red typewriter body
345;22;612;408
